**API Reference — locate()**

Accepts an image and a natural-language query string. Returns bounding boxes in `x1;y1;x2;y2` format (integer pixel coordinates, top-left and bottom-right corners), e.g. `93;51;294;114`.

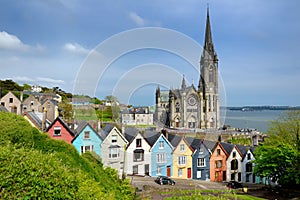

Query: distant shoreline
223;106;300;111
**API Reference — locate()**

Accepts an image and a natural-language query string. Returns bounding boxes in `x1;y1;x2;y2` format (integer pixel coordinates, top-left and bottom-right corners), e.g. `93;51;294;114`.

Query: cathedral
155;8;220;129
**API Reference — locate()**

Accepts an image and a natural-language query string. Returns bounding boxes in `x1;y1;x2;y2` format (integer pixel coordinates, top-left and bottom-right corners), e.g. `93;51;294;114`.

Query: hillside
0;112;135;199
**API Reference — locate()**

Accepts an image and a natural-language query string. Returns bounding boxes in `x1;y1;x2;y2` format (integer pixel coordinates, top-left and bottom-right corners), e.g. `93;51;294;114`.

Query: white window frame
159;141;164;149
109;147;120;159
197;170;201;178
178;169;182;177
111;135;117;143
178;156;187;165
157;166;162;175
180;144;185;152
156;153;166;163
80;145;94;154
197;158;206;167
84;131;90;139
53;126;61;136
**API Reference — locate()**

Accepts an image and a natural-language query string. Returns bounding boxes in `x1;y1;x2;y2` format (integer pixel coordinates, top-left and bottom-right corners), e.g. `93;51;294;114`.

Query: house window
159;141;164;149
156;153;166;163
233;151;236;158
197;170;201;178
136;138;142;147
80;145;94;154
247;153;251;160
199;148;204;154
9;98;13;103
157;166;162;175
238;172;241;182
53;126;61;136
180;144;185;152
1;102;4;107
84;131;90;139
111;135;117;143
246;162;252;172
133;165;138;175
30;101;34;106
197;158;205;167
178;169;182;177
215;160;222;168
246;174;251;182
231;159;238;170
109;147;120;158
231;173;235;181
134;149;144;162
178;156;186;165
217;149;220;155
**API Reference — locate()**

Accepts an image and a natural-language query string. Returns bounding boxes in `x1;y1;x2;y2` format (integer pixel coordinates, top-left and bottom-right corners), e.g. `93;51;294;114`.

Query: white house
226;145;245;182
124;132;153;176
101;125;128;177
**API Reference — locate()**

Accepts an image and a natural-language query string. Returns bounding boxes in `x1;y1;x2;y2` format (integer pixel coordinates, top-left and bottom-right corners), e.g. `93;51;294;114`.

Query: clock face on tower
188;95;197;106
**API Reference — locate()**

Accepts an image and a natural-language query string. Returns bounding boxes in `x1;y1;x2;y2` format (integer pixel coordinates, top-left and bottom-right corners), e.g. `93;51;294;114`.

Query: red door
187;168;191;179
167;166;171;177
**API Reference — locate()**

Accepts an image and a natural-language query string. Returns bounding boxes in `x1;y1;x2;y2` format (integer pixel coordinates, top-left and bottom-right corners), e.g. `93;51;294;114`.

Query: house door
167;166;171;177
187;168;192;179
145;164;149;176
222;171;226;181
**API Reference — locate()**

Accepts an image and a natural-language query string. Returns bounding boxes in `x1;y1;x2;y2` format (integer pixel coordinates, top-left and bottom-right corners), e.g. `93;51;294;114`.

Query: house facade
226;145;244;182
125;132;152;176
101;126;128;177
46;117;74;144
22;94;41;113
121;107;153;126
72;122;103;157
188;139;216;181
0;91;22;114
150;134;174;177
39;99;59;122
210;142;233;182
172;137;193;179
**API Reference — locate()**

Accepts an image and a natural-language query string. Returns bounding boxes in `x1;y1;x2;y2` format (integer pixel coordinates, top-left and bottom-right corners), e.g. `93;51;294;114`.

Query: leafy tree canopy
254;111;300;187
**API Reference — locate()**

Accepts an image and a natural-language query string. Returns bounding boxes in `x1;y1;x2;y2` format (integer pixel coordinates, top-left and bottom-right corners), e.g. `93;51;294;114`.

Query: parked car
155;176;175;185
227;181;243;189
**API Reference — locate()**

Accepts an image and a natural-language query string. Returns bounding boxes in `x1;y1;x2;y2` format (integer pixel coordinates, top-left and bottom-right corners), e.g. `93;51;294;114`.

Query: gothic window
175;102;180;113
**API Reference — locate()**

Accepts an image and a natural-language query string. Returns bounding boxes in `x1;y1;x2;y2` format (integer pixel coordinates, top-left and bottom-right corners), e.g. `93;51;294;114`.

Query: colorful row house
27;115;261;183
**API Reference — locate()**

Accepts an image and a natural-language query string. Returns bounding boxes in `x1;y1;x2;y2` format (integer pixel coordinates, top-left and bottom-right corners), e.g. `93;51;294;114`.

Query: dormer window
217;149;221;155
111;135;117;143
9;98;13;103
159;141;164;149
233;151;236;158
247;153;251;160
180;144;185;152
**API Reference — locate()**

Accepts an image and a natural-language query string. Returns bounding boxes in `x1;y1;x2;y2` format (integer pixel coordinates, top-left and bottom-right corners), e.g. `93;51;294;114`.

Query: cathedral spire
203;6;214;54
181;74;186;92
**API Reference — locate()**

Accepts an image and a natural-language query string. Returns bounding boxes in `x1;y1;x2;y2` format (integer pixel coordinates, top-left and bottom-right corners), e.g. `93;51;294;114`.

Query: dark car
227;181;243;189
155;176;175;185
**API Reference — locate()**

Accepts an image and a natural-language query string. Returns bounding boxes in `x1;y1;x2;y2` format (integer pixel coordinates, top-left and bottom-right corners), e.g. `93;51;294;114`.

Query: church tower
198;7;219;129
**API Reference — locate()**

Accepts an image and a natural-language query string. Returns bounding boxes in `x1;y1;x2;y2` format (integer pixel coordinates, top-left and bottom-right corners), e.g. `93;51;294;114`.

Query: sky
0;0;300;107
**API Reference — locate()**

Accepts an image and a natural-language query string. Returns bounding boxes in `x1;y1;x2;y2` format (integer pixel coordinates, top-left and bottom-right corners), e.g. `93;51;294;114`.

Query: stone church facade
155;9;220;129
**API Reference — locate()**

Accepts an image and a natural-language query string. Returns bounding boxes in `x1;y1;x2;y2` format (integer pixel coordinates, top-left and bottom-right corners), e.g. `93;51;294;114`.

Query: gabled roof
72;121;103;143
101;125;128;145
220;142;234;155
236;144;249;158
150;134;174;151
203;140;217;152
144;131;160;147
167;133;182;147
23;111;43;130
124;127;139;144
185;137;201;150
46;117;74;136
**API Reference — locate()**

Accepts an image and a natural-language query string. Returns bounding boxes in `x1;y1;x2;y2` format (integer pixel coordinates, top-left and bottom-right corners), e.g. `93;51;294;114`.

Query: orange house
46;117;74;144
210;142;233;182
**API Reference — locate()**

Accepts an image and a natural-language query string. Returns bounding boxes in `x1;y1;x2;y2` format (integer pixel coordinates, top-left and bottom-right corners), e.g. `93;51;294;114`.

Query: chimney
121;123;125;135
218;135;222;142
42;107;47;131
20;91;23;102
98;119;101;132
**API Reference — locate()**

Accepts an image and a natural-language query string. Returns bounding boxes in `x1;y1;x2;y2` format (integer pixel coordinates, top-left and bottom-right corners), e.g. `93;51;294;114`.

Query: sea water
223;110;286;132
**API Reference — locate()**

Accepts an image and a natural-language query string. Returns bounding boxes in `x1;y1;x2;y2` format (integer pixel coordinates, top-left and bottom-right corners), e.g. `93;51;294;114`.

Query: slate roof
74;121;88;135
46;117;75;136
23;111;51;130
144;131;160;147
203;140;217;151
236;144;249;158
185;137;201;150
220;142;234;155
101;124;115;137
167;134;183;148
124;127;139;144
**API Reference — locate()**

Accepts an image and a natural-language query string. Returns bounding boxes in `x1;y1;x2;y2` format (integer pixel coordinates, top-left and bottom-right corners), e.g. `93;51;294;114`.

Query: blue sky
0;0;299;107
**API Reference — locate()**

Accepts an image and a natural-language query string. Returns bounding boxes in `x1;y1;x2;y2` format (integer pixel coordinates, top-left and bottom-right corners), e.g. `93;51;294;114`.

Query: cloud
36;77;65;84
63;42;90;55
0;31;30;51
6;76;35;83
128;12;146;27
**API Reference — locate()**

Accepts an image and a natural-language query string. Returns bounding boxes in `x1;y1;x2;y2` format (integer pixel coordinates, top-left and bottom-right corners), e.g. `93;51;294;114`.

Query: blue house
187;138;216;181
150;133;174;177
72;121;103;157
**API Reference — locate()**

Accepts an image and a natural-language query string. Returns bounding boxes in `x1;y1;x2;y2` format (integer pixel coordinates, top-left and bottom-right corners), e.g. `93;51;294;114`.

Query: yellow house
171;137;194;179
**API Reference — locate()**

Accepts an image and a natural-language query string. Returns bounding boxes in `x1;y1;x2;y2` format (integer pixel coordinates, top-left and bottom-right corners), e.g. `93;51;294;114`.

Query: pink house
46;117;74;144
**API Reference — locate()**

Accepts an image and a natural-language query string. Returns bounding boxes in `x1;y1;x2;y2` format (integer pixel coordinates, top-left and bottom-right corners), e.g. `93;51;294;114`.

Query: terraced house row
24;115;264;184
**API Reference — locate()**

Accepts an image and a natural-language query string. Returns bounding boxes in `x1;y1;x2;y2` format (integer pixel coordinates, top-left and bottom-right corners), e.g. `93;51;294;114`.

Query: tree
253;111;300;187
58;100;74;122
